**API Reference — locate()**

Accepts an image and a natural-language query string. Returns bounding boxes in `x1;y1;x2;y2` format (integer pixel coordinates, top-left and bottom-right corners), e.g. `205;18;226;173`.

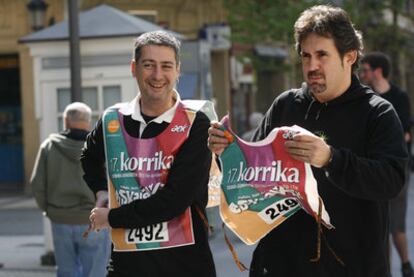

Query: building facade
1;0;229;193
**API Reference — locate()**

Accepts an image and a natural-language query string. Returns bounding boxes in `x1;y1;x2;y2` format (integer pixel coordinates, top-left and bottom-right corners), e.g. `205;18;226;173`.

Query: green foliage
224;0;319;71
342;0;403;51
224;0;413;79
224;0;318;46
342;0;412;81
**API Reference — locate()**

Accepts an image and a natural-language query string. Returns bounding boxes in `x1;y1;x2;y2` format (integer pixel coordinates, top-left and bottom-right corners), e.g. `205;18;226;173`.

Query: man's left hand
89;207;110;231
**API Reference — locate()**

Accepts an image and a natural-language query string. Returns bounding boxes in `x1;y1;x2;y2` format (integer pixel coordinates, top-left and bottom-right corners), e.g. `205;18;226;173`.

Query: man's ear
131;60;136;77
345;50;357;66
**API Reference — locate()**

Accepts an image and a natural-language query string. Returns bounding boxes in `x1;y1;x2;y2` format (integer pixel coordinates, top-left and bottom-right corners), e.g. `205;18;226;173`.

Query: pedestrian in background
360;52;413;277
81;31;216;276
31;102;110;277
242;112;264;141
208;5;408;277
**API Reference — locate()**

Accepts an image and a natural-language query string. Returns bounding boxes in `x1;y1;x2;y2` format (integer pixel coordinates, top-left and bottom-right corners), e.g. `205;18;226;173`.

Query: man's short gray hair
133;30;181;64
249;112;264;128
63;102;92;123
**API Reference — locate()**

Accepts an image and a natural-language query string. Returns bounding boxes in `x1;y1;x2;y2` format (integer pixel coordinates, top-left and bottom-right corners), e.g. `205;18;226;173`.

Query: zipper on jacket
304;98;316;120
315;103;328;120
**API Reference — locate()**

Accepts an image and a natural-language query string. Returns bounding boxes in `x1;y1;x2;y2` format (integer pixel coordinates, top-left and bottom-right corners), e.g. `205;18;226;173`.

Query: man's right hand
95;190;109;208
207;121;230;155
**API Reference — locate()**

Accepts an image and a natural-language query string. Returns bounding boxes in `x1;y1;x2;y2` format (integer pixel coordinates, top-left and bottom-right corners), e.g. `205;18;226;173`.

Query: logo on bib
171;125;189;133
108;120;120;133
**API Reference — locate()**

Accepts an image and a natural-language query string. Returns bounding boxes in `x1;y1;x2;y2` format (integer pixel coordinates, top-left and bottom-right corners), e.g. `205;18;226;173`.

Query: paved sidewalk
0;196;55;277
0;236;55;277
0;196;37;210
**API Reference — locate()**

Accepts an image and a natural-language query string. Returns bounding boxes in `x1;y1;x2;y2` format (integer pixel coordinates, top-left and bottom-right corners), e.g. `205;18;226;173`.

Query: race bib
125;223;169;243
219;116;332;245
103;103;196;251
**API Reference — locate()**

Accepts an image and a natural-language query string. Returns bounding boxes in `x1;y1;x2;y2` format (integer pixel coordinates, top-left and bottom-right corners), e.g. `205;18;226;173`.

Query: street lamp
27;0;49;31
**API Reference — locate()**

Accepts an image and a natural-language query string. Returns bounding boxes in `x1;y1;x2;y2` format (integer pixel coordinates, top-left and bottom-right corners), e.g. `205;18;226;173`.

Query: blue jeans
51;222;110;277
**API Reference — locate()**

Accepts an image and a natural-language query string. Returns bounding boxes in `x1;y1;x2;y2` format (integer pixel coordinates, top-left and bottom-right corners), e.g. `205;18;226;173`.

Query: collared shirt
119;90;180;137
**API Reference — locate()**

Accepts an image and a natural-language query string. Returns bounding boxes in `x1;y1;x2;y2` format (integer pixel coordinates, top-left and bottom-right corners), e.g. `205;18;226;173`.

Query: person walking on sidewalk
360;52;414;277
208;5;408;277
31;102;110;277
241;112;264;141
81;30;216;277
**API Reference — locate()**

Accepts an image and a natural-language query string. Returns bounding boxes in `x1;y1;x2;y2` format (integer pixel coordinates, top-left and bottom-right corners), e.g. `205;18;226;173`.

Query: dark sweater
81;110;216;277
249;75;408;277
381;84;411;133
380;84;412;152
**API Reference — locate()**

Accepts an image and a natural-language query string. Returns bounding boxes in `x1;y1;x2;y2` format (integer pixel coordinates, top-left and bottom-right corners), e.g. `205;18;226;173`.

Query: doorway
0;54;23;190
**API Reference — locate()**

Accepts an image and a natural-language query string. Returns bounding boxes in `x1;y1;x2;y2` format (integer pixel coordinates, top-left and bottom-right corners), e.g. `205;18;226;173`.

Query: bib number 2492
126;222;169;243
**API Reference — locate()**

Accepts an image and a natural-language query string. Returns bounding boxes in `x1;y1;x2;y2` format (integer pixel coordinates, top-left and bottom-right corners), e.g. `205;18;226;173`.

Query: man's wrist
323;145;334;168
96;190;109;207
96;190;108;198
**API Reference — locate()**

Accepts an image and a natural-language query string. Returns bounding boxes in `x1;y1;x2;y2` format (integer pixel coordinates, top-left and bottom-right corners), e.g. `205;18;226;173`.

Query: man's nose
308;57;320;71
152;65;163;79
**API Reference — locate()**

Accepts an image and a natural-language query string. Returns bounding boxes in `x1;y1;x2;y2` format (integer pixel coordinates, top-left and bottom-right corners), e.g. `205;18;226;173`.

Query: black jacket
81;111;216;277
381;84;411;134
381;84;412;152
249;75;408;277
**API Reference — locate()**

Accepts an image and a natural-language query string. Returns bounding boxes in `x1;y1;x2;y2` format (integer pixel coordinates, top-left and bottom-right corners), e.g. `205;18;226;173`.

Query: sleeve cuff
108;206;125;228
323;146;339;177
89;180;108;195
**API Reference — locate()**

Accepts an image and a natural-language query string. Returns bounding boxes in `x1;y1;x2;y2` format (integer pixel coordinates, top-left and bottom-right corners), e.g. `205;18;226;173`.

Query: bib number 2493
126;222;169;243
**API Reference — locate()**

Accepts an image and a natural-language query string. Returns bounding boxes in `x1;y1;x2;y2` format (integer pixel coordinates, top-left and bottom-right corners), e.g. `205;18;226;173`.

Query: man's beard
307;71;326;94
309;83;327;94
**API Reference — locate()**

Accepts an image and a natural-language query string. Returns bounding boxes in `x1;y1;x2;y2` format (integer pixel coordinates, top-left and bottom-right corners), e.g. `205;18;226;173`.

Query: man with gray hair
242;112;264;141
81;31;216;276
31;102;110;277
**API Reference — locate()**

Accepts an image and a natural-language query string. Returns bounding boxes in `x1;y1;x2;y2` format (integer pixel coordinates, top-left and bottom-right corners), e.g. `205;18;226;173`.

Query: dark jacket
249;75;408;277
81;111;216;277
381;84;411;133
380;83;411;152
